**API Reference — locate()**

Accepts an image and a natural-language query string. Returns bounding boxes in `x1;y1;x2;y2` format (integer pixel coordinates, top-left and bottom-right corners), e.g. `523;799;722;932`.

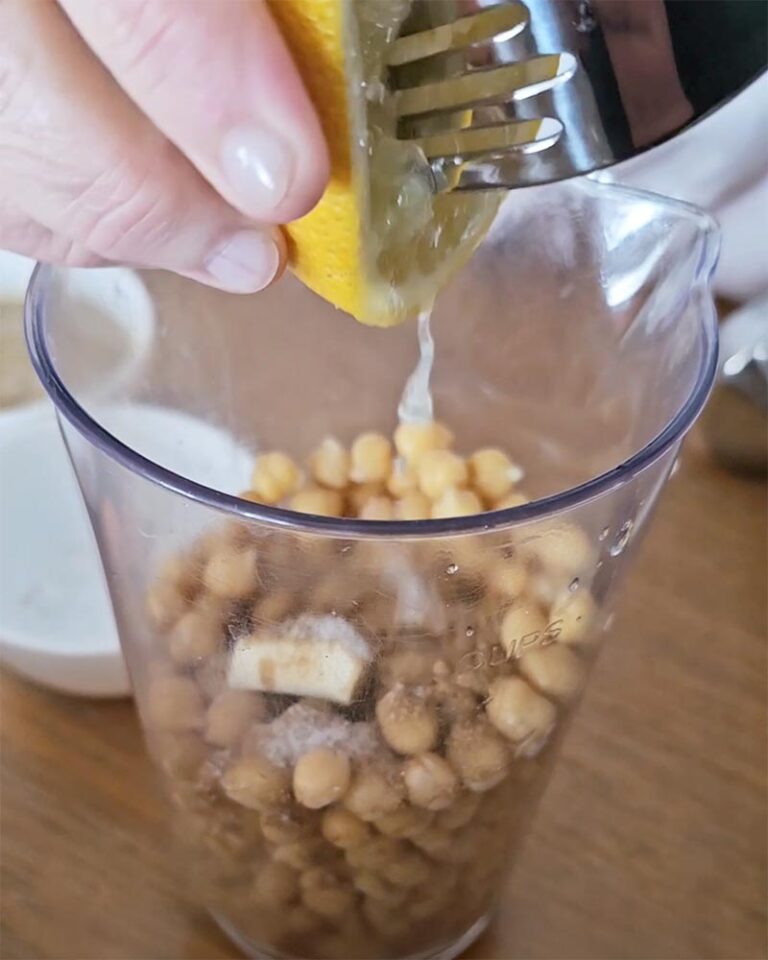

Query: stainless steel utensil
389;0;767;192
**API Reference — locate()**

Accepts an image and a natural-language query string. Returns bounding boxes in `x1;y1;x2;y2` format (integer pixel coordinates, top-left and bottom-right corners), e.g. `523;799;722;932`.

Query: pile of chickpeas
143;421;600;959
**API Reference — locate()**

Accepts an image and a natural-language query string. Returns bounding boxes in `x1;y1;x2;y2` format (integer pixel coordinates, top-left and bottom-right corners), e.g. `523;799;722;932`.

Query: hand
0;0;329;292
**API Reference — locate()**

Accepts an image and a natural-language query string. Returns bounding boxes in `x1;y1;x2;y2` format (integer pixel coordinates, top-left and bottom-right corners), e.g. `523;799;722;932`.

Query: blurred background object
607;73;768;305
0;250;159;696
700;295;768;476
604;72;768;475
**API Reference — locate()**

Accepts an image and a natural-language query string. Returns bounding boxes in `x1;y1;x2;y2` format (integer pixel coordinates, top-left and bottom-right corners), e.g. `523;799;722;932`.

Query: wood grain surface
1;427;766;960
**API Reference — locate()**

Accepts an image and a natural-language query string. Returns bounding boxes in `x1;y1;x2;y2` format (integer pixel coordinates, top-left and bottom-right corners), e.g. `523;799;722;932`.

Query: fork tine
408;117;563;161
394;53;577;118
386;3;530;68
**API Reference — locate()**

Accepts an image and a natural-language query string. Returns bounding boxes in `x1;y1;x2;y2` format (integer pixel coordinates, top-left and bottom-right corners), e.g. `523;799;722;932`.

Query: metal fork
388;0;767;193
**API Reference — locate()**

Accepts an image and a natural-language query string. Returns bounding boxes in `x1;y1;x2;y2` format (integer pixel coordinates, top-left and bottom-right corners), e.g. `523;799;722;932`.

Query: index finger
60;0;330;224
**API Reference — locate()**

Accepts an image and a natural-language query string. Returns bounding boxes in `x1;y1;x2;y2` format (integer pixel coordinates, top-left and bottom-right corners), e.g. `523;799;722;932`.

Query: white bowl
0;402;130;696
0;253;259;697
0;252;155;696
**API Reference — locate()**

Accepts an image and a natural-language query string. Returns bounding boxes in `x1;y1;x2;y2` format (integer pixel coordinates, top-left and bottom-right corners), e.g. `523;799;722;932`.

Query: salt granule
247;702;380;768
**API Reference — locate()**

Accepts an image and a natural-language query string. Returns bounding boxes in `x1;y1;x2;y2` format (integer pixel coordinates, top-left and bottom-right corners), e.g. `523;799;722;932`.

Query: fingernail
221;125;294;217
205;229;281;293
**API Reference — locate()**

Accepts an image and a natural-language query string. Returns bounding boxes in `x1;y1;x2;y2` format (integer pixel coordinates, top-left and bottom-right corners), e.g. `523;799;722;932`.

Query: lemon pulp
269;0;499;327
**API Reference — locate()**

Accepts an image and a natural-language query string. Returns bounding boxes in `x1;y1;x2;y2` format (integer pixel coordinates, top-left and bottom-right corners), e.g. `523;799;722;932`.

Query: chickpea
205;689;266;747
386;459;418;497
272;838;326;871
375;687;439;756
499;602;548;657
146;578;189;630
393;421;453;465
344;765;404;821
155;551;199;595
381;848;432;887
550;590;597;645
486;676;557;751
168;604;222;665
469;448;524;502
494;491;530;510
308;573;358;617
250;451;301;504
344;836;406;871
252;590;295;626
300;865;342;892
302;879;357;919
519;644;584;702
309;436;350;490
431;488;483;519
349;432;393;484
436;790;481;831
346;480;386;516
380;647;437;688
202;546;258;599
488;559;528;599
220;755;289;811
146;673;204;733
404;753;459;811
293;749;352;809
253;860;299;908
442;685;480;721
526;522;594;578
528;570;570;607
446;720;510;792
290;486;344;518
374;804;433;839
433;671;479;722
395;490;431;521
154;732;207;779
359;495;395;521
260;809;311;845
454;662;492;696
417;449;468;501
410;825;453;858
197;520;251;559
355;588;396;635
194;656;227;700
353;869;406;906
321;807;372;850
425;828;477;865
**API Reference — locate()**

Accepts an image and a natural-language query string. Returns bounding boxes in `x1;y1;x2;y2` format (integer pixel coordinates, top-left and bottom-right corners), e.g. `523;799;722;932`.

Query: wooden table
2;427;766;960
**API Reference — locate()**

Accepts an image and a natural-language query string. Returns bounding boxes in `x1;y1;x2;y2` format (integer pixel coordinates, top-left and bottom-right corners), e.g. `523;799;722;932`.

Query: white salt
247;702;380;768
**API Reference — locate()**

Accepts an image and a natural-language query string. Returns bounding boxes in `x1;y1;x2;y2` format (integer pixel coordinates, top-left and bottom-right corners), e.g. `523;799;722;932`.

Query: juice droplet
568;577;580;593
609;520;634;557
445;563;459;576
598;526;610;542
397;306;435;425
465;626;475;638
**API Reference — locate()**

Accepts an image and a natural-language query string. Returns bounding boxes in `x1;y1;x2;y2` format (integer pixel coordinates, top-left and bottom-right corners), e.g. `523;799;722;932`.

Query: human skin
0;0;330;293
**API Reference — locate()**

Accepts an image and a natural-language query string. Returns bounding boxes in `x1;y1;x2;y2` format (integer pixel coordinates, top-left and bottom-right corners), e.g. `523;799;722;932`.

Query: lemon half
269;0;499;327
